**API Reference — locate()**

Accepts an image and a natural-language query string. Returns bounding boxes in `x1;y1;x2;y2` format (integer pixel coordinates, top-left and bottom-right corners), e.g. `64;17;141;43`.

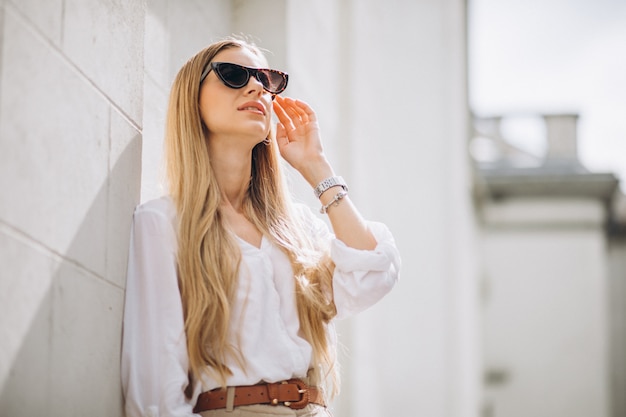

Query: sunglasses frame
200;62;289;95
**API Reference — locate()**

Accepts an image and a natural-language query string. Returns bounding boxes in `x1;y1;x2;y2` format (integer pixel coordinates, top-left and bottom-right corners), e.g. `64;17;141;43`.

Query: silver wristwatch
313;176;348;199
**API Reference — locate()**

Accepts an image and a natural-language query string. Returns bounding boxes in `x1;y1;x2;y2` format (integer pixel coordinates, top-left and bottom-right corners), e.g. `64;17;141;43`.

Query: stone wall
0;0;144;415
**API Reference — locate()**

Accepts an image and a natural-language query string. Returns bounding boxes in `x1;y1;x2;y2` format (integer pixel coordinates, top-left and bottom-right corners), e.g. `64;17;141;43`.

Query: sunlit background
470;0;626;187
469;3;626;417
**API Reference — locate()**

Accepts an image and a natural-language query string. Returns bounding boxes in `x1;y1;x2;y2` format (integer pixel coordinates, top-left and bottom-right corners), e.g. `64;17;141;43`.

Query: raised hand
272;97;376;249
272;96;332;186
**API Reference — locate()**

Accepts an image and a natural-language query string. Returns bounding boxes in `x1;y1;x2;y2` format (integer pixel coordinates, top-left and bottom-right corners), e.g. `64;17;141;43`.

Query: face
198;47;273;147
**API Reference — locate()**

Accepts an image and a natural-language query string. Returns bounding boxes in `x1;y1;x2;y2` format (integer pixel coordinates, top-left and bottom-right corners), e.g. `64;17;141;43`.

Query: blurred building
472;113;626;417
0;1;623;417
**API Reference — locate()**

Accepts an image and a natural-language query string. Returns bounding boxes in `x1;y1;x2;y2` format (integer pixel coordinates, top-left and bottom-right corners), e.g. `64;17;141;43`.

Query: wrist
300;157;334;188
320;190;348;214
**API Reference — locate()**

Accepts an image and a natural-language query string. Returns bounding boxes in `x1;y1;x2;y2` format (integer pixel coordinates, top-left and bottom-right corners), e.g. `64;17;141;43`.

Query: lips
238;101;266;115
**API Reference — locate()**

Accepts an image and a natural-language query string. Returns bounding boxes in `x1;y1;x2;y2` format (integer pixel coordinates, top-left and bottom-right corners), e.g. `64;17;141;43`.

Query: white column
335;1;479;416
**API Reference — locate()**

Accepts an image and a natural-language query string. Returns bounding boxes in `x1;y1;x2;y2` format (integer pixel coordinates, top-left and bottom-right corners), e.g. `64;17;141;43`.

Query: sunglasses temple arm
200;67;212;84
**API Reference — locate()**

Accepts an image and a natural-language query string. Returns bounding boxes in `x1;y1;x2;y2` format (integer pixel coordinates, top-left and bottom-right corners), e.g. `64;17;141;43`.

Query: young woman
121;38;400;417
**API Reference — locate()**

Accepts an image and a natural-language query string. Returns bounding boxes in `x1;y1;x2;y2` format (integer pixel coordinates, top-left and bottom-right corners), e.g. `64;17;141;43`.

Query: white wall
608;234;626;417
0;0;143;415
481;198;610;417
329;2;479;417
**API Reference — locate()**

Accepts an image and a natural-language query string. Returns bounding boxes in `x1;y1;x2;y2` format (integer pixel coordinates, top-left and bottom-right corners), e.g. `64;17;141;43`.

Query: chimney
543;114;579;162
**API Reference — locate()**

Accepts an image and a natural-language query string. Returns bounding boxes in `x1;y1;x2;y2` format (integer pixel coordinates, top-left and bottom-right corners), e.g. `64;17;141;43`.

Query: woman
121;38;400;417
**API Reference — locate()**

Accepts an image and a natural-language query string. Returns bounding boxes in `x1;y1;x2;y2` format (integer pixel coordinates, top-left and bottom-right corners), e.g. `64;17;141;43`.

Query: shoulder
132;196;177;238
135;196;176;218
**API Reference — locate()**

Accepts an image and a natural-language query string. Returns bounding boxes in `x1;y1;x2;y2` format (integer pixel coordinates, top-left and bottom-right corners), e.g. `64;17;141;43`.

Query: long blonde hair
164;39;338;395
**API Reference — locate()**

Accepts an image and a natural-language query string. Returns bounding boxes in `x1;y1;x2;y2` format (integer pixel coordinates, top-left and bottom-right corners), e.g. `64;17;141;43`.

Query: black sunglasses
200;62;289;95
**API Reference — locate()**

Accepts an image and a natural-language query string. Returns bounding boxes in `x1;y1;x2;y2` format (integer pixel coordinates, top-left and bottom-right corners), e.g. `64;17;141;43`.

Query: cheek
198;97;223;131
198;85;225;130
199;107;213;130
198;97;209;125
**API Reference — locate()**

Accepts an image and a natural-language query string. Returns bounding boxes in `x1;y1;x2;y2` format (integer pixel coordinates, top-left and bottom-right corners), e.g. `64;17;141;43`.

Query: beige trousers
198;403;332;417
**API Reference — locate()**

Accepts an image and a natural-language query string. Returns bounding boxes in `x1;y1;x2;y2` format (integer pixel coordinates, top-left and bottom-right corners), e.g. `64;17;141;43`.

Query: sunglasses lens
255;71;271;90
217;64;249;88
259;70;287;94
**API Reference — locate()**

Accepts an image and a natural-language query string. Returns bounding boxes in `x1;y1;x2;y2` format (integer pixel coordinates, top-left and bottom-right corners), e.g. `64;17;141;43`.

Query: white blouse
121;197;400;417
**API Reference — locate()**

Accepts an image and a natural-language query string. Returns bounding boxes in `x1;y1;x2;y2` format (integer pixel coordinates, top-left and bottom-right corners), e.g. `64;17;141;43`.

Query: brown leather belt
193;379;325;412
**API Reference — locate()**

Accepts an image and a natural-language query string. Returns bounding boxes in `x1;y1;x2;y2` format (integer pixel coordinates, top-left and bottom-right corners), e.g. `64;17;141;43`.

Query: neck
208;134;255;212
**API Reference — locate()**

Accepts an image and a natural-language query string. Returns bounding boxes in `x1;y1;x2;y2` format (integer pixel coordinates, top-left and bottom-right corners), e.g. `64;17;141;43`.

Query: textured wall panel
7;0;63;45
62;0;145;125
0;10;109;276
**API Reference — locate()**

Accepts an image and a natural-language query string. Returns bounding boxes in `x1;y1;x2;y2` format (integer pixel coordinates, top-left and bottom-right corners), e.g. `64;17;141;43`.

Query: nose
244;74;264;96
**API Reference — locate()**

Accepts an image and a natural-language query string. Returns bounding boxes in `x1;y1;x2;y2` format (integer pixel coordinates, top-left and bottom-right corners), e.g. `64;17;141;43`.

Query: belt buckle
283;379;309;410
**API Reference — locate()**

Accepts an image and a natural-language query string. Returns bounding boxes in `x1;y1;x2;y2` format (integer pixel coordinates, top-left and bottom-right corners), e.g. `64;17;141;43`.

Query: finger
293;99;317;124
272;98;288;123
272;99;295;131
282;98;309;125
280;98;304;125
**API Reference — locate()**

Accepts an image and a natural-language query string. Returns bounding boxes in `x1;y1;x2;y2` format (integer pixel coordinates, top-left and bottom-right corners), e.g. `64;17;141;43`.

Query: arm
299;205;400;320
121;202;199;417
273;96;376;250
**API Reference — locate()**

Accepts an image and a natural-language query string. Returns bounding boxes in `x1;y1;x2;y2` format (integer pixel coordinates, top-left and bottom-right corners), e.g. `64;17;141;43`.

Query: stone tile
232;0;287;68
0;4;4;82
0;217;126;417
166;0;231;75
62;0;145;125
145;0;232;88
0;229;55;398
0;12;109;276
144;0;170;88
141;75;167;202
107;108;142;288
49;263;125;416
0;283;53;415
7;0;64;45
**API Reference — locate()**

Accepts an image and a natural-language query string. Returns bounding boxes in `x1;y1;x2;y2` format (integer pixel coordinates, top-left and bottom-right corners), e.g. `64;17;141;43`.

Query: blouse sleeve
331;221;400;319
121;203;199;417
301;206;401;320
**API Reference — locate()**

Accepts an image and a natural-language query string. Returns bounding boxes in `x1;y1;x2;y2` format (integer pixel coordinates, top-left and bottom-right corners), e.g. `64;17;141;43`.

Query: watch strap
313;176;348;199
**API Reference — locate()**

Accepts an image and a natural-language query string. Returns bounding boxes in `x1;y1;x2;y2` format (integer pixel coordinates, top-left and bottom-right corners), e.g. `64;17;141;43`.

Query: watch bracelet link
313;176;348;199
